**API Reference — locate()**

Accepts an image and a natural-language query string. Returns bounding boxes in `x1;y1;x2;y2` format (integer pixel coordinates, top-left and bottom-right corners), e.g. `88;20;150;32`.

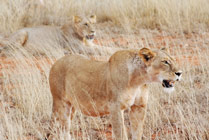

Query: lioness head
139;47;182;93
73;15;96;46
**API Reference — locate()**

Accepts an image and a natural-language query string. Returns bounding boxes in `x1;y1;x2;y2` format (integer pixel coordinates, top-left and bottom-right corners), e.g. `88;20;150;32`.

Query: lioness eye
84;23;88;26
163;60;169;65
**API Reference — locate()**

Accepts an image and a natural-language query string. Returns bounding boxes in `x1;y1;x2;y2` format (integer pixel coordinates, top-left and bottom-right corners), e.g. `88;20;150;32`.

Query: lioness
49;48;182;140
4;15;98;55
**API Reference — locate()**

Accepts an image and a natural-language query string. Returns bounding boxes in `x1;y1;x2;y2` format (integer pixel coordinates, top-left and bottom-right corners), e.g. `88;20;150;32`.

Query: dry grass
0;0;209;34
0;0;209;140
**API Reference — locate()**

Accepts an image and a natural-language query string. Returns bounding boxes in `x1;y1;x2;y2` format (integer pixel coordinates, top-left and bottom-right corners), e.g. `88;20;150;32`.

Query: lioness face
141;48;182;93
73;15;96;42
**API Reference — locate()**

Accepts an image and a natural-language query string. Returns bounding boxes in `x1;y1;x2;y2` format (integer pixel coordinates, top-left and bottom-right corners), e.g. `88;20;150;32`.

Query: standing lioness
49;48;182;140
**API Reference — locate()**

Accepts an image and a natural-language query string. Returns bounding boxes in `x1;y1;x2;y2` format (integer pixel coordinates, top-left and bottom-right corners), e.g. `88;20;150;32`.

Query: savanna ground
0;0;209;140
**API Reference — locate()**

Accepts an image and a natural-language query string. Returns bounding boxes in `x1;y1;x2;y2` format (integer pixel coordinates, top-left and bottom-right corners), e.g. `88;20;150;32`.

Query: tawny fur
49;48;182;140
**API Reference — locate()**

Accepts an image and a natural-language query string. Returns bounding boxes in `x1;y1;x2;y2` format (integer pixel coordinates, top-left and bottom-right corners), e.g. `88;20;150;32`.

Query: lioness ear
89;15;96;23
139;48;155;63
73;15;82;23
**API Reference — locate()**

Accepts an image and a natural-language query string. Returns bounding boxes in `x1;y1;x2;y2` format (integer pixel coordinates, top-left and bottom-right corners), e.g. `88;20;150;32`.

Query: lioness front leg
129;85;148;140
110;104;128;140
129;104;147;140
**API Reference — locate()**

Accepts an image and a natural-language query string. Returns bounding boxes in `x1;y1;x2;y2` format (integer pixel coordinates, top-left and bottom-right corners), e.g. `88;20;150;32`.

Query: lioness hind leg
9;30;28;46
51;98;75;139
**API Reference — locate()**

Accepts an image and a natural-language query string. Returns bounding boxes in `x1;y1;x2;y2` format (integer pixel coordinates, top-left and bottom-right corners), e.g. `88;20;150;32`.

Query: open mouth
86;34;94;40
162;80;175;88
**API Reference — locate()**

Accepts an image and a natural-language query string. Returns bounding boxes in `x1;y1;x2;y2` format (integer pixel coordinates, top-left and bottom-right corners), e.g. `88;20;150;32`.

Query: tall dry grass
0;0;209;140
0;0;209;34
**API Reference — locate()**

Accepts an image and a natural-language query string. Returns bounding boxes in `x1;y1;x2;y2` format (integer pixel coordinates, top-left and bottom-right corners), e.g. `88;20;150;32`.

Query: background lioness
49;48;182;140
2;15;97;56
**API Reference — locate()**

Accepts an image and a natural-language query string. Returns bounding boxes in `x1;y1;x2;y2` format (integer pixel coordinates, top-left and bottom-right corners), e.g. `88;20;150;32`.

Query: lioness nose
175;71;182;76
